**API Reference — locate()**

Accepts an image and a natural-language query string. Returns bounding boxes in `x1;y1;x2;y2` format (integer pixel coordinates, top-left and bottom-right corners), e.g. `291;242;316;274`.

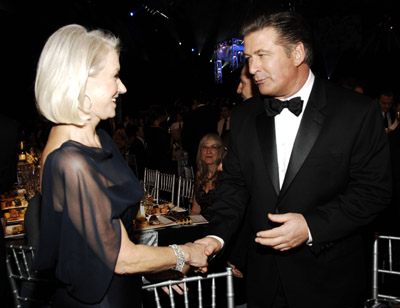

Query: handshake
177;237;223;274
145;237;224;297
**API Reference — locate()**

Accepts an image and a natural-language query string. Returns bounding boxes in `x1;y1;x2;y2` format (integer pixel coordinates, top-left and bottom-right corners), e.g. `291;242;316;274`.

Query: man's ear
293;42;306;66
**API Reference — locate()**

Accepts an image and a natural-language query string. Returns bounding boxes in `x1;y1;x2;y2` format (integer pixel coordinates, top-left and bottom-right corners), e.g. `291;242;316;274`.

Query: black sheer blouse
33;129;143;307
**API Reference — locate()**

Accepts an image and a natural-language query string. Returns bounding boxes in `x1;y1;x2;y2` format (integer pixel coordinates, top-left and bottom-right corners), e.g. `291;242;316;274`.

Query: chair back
183;166;194;180
176;176;194;210
6;244;58;307
143;168;160;198
156;173;176;204
365;233;400;307
142;267;235;308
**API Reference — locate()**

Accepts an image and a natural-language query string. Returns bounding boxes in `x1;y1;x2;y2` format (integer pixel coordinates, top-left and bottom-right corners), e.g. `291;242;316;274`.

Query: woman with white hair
32;24;207;308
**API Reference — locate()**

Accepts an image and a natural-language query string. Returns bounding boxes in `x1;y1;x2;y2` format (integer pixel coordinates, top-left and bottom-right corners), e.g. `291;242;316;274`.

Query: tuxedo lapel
256;112;280;196
280;80;327;197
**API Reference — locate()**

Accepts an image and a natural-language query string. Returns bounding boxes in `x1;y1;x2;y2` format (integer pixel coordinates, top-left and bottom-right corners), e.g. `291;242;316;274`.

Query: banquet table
133;213;209;247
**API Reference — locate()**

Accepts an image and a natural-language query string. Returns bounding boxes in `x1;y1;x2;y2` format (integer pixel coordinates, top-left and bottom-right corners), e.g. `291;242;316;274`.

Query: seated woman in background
32;24;207;308
190;133;224;221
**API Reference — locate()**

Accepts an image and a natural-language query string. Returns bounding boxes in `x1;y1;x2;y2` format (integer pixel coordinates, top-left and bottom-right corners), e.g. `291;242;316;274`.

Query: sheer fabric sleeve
45;147;123;303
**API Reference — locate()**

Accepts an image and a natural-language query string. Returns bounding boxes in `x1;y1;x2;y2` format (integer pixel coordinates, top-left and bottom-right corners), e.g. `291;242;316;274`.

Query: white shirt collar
286;69;315;112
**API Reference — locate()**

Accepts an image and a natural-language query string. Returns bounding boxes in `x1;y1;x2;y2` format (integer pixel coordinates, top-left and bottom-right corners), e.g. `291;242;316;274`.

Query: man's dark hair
378;89;394;98
241;11;314;66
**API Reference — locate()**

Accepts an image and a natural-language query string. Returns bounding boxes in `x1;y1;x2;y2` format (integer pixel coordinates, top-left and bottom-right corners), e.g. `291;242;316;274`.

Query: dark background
0;0;398;131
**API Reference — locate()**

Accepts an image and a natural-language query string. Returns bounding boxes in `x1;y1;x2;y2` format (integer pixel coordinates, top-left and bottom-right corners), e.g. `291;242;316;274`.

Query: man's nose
248;59;258;75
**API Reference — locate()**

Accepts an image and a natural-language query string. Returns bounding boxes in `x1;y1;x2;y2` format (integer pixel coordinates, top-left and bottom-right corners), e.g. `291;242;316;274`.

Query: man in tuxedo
217;103;231;137
196;11;391;308
378;90;395;132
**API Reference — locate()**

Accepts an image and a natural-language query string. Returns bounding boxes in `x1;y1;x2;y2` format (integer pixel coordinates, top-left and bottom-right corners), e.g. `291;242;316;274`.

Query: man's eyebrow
245;49;271;56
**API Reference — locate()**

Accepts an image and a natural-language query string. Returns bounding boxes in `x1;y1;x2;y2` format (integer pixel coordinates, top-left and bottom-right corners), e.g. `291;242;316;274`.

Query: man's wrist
206;235;224;250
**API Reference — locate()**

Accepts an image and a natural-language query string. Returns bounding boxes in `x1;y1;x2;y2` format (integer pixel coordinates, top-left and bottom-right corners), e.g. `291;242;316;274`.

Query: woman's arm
115;220;207;274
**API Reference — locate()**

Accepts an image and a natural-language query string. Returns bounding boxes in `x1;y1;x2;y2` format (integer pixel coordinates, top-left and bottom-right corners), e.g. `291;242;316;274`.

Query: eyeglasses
201;145;220;152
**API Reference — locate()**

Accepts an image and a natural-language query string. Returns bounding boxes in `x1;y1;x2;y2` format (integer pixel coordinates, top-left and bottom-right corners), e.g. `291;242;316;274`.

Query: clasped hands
163;213;309;293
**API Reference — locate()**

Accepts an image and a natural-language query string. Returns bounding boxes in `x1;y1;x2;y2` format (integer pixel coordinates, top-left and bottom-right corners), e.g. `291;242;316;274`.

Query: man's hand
181;242;208;268
255;213;309;251
194;237;222;273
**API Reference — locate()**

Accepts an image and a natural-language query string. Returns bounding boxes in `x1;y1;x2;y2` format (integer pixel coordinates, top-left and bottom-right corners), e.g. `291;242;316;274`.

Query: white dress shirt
275;70;314;188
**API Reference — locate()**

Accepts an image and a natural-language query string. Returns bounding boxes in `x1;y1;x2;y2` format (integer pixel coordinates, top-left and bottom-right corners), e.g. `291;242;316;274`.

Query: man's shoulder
231;95;263;117
313;76;374;110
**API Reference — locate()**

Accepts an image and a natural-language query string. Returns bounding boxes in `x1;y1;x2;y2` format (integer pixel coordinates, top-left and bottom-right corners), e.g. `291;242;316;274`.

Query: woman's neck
55;123;101;148
206;165;218;180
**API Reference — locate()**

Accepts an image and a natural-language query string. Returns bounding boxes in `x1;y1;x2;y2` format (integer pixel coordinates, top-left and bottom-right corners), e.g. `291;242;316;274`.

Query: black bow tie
264;96;304;117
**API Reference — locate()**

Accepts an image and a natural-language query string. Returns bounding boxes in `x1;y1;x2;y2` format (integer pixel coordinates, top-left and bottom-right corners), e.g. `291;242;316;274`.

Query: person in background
236;64;259;102
171;128;187;175
338;76;365;95
378;89;396;133
196;11;391;308
129;125;147;180
144;105;172;173
0;114;18;195
190;133;224;222
32;24;207;308
123;114;136;144
170;111;184;133
216;103;231;137
182;97;219;168
387;100;400;235
0;113;18;308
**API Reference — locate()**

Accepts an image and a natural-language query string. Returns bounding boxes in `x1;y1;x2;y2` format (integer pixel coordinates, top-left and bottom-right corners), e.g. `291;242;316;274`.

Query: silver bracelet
169;244;185;272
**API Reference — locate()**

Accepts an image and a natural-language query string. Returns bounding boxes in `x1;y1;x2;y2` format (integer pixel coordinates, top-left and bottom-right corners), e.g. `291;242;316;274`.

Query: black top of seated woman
32;129;144;307
195;186;215;222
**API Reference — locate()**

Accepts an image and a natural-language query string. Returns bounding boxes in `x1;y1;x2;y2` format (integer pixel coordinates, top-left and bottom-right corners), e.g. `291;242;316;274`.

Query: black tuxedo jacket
382;109;396;128
208;76;392;308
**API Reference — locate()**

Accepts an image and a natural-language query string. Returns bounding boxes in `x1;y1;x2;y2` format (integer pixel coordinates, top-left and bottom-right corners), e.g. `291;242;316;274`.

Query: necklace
206;172;217;181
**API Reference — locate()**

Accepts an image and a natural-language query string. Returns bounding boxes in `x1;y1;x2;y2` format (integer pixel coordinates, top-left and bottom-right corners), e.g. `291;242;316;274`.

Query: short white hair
35;24;120;125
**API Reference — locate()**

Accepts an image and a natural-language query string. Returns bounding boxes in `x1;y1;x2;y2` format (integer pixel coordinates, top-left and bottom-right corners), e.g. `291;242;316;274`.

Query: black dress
194;187;215;222
32;129;144;308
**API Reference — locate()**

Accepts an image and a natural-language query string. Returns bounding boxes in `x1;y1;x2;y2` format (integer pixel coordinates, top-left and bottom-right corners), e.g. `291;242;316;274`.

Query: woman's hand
227;261;243;278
